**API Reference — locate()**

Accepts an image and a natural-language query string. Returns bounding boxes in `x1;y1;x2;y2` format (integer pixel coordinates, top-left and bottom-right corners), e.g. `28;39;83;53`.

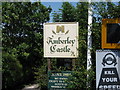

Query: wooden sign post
44;22;78;89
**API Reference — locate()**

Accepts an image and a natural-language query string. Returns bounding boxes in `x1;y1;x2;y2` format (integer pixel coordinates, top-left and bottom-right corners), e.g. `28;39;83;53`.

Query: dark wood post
72;59;75;70
48;59;51;71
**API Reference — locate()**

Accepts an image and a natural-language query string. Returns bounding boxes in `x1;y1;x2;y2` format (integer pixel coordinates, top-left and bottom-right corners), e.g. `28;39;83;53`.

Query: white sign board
96;50;120;90
44;22;78;58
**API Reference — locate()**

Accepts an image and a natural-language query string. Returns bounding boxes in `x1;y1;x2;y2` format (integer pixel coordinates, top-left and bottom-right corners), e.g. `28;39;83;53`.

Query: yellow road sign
102;18;120;49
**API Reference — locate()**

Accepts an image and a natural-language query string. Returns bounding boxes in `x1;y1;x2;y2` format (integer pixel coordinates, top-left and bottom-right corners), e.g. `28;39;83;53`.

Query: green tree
53;1;120;89
53;2;91;89
52;2;76;22
61;2;76;22
2;2;51;89
2;48;23;89
52;11;62;22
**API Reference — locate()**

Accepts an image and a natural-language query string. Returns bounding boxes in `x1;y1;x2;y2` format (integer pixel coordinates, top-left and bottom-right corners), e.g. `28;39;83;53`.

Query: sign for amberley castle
44;22;78;58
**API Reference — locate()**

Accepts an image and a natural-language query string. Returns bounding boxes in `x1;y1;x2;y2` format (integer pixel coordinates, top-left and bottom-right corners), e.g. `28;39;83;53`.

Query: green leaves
34;61;48;89
2;50;23;89
52;1;120;89
62;2;76;22
2;1;120;89
2;2;51;89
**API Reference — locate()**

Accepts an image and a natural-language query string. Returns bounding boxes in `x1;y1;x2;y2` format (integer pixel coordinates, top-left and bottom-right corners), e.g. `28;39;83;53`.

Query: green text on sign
48;71;72;89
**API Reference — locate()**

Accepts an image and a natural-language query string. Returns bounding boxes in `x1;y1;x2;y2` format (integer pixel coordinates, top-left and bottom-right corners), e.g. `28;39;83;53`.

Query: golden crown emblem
56;26;64;33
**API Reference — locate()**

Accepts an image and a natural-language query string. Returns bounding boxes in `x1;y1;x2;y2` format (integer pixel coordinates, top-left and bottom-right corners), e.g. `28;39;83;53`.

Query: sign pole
72;59;75;70
44;22;78;89
48;59;51;71
87;0;93;88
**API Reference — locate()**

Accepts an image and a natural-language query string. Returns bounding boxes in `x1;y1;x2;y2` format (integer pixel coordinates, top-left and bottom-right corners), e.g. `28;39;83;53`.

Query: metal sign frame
102;18;120;49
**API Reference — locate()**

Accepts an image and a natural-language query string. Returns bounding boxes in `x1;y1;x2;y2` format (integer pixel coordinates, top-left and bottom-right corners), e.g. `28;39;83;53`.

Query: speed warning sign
96;50;120;90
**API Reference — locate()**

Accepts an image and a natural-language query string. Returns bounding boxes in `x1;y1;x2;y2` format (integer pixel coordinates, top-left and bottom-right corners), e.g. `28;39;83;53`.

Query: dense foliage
2;2;51;89
52;2;120;89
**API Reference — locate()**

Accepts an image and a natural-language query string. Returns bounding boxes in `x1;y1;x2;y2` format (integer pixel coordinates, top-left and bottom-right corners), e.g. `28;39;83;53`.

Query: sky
30;0;120;22
41;2;63;22
41;2;77;22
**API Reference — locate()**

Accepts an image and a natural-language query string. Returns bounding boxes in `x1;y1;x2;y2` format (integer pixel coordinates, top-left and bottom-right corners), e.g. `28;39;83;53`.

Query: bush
34;61;48;89
2;51;23;89
66;66;95;90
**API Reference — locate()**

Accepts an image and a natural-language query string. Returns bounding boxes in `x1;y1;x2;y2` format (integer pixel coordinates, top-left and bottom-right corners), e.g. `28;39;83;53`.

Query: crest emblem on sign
57;26;64;33
52;25;69;35
102;53;117;66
